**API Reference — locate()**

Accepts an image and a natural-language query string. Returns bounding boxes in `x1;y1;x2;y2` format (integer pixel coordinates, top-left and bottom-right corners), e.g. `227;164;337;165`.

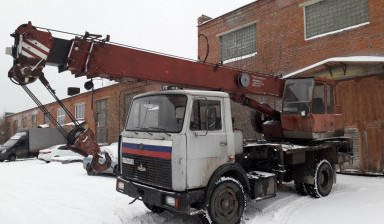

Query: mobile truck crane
7;22;352;224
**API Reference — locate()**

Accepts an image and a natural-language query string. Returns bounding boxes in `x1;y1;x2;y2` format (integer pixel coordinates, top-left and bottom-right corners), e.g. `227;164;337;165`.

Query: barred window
31;115;37;128
305;0;369;39
57;108;66;125
75;103;85;119
220;24;257;62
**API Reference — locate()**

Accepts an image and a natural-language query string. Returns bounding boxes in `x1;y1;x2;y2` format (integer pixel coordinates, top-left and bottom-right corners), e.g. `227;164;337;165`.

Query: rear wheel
143;202;165;213
45;161;51;163
8;154;16;162
200;177;246;224
306;159;333;198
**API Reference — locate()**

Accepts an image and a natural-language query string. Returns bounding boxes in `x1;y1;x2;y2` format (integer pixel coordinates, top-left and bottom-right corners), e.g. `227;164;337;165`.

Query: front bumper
116;177;204;213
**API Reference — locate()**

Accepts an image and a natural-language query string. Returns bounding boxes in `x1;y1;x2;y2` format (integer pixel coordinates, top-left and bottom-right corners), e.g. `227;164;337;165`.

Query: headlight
117;180;124;191
1;150;6;154
165;196;177;207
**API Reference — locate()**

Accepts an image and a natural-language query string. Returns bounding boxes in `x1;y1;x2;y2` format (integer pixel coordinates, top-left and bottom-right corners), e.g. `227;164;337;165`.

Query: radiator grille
122;153;172;189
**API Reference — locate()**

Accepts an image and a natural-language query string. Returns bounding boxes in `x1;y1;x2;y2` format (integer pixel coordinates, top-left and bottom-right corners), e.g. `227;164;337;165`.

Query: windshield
3;132;27;147
125;94;187;133
282;79;314;115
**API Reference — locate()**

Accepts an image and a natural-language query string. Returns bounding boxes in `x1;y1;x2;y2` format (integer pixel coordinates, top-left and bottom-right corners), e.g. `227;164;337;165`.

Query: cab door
186;97;228;189
311;82;326;135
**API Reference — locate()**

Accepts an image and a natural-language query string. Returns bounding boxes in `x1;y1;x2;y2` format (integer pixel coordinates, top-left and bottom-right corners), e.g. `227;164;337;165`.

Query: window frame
75;102;85;120
189;98;223;132
217;20;258;64
57;108;66;126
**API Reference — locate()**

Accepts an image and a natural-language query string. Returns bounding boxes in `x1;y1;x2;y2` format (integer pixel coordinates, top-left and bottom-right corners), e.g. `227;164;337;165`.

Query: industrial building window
31;115;37;128
75;103;85;119
304;0;369;39
96;98;108;144
44;114;50;124
22;117;27;128
57;108;66;125
13;120;18;134
219;24;257;63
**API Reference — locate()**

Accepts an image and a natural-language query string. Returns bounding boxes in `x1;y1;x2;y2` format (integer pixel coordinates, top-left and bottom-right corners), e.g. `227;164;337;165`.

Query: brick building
5;83;161;145
197;0;384;174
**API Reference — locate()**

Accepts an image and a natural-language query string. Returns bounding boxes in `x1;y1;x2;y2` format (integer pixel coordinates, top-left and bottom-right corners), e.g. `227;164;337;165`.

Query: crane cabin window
304;0;369;39
219;24;257;63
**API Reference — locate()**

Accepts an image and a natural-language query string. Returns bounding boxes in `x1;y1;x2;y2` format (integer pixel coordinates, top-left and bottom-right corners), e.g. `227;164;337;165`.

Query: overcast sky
0;0;256;115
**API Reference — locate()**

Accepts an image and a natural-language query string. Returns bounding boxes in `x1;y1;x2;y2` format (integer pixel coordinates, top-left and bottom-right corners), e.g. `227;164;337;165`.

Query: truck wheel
0;160;4;162
143;202;165;213
45;161;51;163
294;181;307;195
86;164;95;176
8;154;16;162
200;177;246;224
305;159;333;198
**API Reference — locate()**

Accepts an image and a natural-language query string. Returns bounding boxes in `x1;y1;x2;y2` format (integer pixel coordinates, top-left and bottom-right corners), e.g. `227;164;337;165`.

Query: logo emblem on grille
137;163;146;172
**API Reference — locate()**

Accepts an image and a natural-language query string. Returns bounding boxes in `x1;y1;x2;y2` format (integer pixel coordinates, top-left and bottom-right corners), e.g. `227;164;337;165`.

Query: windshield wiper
148;127;172;136
132;127;153;135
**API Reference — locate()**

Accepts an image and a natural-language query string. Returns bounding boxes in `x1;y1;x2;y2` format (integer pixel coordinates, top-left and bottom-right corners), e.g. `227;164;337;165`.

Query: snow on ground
0;159;383;224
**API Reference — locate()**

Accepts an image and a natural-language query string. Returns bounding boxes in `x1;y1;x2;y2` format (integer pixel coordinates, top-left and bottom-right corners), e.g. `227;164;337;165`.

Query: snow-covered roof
38;124;49;128
284;56;384;78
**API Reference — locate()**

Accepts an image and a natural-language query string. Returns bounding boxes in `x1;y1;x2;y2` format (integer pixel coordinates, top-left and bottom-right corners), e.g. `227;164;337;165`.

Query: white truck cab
120;90;240;192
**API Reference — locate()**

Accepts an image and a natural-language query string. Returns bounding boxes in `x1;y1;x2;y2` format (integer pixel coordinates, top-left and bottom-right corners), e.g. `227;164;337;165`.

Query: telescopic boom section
8;22;285;118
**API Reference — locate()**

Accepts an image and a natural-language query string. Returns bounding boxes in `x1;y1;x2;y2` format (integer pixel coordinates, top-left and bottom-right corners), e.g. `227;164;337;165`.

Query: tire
294;181;307;195
200;177;246;224
45;161;51;163
143;202;165;213
306;159;334;198
8;154;16;162
0;160;4;162
86;164;95;176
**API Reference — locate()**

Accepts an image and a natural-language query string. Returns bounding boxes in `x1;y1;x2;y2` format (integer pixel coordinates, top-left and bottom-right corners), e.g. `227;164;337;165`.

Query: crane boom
8;22;284;118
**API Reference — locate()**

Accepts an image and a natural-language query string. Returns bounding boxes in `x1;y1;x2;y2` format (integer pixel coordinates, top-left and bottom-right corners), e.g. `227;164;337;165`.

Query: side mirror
206;106;217;131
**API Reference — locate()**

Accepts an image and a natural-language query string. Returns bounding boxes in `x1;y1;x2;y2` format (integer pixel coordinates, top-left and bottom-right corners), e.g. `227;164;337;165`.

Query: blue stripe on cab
122;142;172;153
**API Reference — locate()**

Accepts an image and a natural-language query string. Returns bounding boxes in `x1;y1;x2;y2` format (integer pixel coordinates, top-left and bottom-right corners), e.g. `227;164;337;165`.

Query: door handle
220;142;227;146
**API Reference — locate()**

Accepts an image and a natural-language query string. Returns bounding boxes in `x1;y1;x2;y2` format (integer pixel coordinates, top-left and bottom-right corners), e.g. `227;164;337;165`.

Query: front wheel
8;154;16;162
306;159;334;198
200;177;246;224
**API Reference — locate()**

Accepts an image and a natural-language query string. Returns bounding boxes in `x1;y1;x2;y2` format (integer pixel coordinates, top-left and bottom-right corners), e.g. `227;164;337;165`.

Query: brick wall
198;0;384;76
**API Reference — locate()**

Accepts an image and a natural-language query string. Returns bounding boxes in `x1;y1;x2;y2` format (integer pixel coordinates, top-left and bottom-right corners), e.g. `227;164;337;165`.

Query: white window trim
75;102;85;119
223;52;257;64
305;22;370;41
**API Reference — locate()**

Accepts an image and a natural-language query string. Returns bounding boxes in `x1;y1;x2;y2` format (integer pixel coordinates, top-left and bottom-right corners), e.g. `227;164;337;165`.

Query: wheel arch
206;163;250;199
